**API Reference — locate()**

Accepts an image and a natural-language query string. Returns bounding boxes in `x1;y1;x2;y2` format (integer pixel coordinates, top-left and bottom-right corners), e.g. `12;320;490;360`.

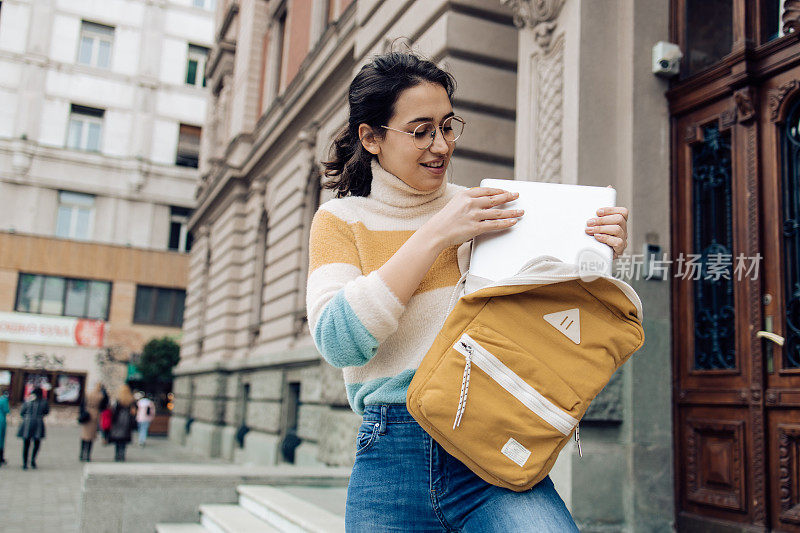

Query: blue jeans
345;404;579;532
137;420;150;445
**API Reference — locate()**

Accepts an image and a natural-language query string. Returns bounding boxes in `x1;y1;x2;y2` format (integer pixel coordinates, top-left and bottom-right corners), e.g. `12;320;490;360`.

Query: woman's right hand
423;187;523;249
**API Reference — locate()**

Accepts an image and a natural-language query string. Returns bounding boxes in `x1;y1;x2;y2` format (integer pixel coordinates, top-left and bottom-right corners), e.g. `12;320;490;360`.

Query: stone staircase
155;484;346;533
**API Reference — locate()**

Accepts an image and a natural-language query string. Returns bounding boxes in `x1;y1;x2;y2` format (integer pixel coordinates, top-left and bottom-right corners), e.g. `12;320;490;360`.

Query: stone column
502;1;674;531
502;0;567;184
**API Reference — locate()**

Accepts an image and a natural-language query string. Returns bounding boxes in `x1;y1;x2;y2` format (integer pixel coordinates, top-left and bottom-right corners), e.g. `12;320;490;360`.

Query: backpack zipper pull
574;424;583;458
453;341;473;429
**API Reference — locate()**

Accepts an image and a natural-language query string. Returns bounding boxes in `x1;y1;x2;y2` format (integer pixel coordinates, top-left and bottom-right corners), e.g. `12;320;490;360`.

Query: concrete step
199;504;281;533
278;486;347;518
155;524;210;533
237;485;345;532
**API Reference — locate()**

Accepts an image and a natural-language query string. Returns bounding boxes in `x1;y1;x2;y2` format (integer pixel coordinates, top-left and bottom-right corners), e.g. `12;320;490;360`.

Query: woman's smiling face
360;82;455;191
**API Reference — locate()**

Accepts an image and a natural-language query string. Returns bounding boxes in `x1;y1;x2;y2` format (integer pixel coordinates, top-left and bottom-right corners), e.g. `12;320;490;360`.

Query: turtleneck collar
368;158;448;208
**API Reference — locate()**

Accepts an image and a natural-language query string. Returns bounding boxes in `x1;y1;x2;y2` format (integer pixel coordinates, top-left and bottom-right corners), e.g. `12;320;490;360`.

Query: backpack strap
446;271;469;316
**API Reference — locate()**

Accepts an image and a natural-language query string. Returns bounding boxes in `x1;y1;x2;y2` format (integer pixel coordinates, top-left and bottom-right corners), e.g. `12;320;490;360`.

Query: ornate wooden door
669;2;800;530
673;91;768;531
761;72;800;532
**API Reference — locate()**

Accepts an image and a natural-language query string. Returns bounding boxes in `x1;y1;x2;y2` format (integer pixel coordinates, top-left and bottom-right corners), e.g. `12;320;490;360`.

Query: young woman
79;383;105;461
307;52;628;531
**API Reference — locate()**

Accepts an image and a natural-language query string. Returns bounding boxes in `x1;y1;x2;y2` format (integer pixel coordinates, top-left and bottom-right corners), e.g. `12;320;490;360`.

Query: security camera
652;41;682;78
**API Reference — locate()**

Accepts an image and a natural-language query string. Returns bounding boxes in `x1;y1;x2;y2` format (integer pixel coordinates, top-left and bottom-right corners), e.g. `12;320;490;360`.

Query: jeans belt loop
379;404;387;434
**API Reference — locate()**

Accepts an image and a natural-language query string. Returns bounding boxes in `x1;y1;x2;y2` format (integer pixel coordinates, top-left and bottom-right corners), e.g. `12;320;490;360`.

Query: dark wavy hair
322;52;456;198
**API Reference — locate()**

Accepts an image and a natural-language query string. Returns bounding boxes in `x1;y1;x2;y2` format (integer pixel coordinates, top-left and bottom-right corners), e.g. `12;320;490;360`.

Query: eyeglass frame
380;115;466;150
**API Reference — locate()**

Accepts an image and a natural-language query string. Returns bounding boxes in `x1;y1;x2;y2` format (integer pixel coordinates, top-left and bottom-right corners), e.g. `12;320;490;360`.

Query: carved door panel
761;71;800;532
673;94;767;529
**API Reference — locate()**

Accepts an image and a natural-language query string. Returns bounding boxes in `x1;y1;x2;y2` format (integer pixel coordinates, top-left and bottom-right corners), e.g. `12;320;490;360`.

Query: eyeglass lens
413;116;465;150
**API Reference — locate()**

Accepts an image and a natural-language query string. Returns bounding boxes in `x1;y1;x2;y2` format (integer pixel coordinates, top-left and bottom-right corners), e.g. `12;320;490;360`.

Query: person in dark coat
109;384;135;461
17;387;49;469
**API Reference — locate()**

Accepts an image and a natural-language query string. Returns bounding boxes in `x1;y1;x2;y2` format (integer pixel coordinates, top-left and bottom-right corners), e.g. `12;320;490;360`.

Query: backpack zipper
452;333;578;436
449;258;643;321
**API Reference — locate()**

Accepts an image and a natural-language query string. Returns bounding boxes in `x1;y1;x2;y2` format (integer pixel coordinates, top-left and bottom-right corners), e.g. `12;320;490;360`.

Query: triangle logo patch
543;308;581;344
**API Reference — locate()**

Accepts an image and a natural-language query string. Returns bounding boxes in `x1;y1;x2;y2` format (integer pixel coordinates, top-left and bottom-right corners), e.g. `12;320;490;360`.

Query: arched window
690;122;735;370
779;98;800;370
294;166;322;337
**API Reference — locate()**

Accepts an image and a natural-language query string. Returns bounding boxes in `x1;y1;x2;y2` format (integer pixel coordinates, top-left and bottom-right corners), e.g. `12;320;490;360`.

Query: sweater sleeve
306;207;406;368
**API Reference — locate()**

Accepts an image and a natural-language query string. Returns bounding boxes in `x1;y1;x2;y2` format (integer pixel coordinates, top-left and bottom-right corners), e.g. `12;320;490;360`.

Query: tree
137;337;181;384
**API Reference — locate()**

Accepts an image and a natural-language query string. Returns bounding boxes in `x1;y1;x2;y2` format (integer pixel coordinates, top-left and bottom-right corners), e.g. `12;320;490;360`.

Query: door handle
756;331;785;346
758;314;782;373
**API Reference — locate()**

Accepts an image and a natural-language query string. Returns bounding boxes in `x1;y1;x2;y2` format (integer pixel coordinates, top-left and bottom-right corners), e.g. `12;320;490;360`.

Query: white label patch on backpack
501;437;531;467
543;308;581;344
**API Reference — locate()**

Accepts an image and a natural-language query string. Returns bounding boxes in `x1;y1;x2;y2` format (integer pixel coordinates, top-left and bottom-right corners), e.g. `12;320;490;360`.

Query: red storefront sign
0;312;105;348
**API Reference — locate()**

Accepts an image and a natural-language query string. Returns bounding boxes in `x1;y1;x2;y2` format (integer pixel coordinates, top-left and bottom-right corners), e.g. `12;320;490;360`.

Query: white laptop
466;178;616;294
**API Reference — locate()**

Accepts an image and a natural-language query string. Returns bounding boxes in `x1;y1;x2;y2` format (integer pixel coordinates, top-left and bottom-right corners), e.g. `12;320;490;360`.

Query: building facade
172;0;521;464
173;0;800;531
0;0;214;410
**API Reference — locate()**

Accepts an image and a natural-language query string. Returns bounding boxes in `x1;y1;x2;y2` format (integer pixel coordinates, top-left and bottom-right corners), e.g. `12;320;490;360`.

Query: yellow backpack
406;256;645;492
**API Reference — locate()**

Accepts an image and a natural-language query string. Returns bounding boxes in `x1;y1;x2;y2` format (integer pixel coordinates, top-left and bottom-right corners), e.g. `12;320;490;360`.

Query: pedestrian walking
0;387;9;466
17;387;49;469
109;384;135;461
307;51;629;531
135;392;156;447
79;383;105;462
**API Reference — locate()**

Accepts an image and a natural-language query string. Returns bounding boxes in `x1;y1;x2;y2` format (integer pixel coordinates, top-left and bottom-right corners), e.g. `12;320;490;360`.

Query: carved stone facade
511;0;566;183
502;0;565;46
532;35;565;183
173;0;521;470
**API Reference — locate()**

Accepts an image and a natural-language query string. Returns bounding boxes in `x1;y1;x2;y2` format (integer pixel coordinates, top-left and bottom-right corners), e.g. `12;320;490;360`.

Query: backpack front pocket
415;325;582;488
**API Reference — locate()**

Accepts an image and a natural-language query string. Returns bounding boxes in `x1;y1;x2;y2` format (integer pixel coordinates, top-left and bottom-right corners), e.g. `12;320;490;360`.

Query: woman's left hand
586;205;628;260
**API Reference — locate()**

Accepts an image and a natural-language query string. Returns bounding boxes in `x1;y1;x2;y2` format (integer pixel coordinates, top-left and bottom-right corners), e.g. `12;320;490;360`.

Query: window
263;9;287;106
683;0;733;77
779;99;800;369
690;124;735;370
77;21;114;69
328;0;336;23
67;104;104;152
193;0;215;10
280;383;301;463
15;274;111;320
55;190;94;240
133;286;186;327
275;11;287;93
186;44;209;87
176;124;201;168
169;206;194;252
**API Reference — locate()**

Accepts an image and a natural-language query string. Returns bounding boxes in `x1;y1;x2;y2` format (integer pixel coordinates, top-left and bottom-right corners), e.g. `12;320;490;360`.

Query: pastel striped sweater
306;158;471;415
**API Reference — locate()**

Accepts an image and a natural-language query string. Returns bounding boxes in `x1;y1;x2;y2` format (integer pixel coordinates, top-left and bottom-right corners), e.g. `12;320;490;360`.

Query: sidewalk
0;422;223;533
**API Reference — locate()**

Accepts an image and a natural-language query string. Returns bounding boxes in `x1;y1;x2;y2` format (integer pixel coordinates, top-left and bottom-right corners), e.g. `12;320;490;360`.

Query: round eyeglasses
381;116;466;150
